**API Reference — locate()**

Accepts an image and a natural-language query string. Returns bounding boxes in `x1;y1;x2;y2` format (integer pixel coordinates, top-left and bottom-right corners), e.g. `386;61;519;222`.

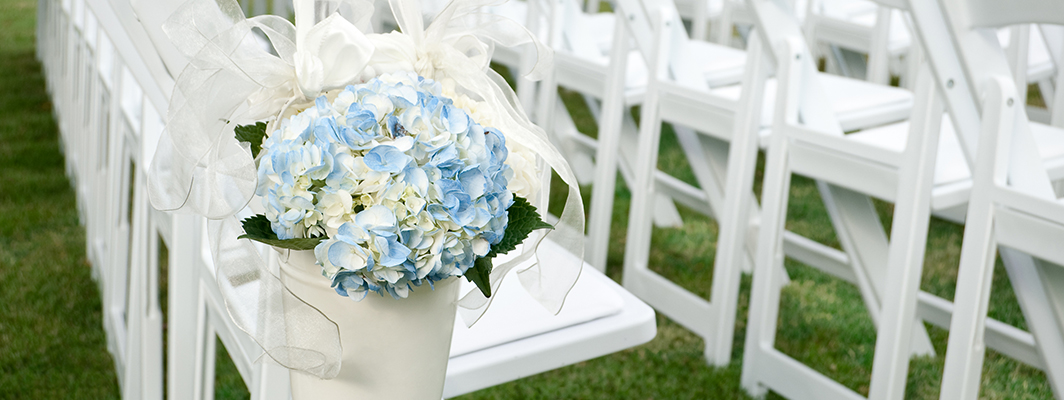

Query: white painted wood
32;1;660;398
866;64;943;400
735;0;1032;398
612;0;920;370
736;0;1064;397
903;0;1064;397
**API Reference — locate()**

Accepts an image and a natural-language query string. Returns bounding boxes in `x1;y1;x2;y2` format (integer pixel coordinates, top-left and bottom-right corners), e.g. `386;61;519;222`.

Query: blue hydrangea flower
257;71;519;300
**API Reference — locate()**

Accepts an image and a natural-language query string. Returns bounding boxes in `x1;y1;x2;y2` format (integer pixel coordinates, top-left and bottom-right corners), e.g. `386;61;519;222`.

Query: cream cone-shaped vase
280;250;460;399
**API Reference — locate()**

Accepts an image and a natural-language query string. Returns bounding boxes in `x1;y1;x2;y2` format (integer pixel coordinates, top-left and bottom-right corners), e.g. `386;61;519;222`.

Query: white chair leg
615;110;684;230
740;116;794;398
586;14;633;272
820;183;937;358
938;209;1002;399
202;322;218;400
550;97;597;184
867;68;945;400
1004;252;1064;398
121;178;147;399
168;214;201;400
250;361;291;400
704;32;772;365
621;94;667;295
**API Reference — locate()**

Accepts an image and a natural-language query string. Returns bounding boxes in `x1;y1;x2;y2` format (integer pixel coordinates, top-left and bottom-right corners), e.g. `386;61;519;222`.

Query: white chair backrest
610;0;711;88
748;0;844;134
907;0;1060;199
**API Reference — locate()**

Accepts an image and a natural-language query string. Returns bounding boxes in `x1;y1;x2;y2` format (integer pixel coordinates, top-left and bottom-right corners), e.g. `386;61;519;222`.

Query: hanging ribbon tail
209;217;343;379
418;0;582;325
455;66;585;325
150;0;374;379
150;0;290;218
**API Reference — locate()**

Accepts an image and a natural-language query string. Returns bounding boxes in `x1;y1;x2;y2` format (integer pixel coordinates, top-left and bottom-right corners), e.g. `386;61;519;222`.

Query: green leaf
235;235;327;250
235;121;268;158
467;196;553;298
487;196;553;258
238;214;274;239
237;214;326;250
465;257;494;298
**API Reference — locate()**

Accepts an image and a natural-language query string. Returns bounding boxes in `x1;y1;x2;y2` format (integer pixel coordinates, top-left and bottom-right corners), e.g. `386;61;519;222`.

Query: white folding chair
540;0;753;272
905;0;1064;397
740;0;1064;398
186;216;292;400
805;0;1059;100
612;0;769;366
803;0;912;85
610;0;917;366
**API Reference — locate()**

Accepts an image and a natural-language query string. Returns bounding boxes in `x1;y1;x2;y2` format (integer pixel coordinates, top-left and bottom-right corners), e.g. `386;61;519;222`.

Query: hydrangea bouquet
149;0;586;386
236;72;550;300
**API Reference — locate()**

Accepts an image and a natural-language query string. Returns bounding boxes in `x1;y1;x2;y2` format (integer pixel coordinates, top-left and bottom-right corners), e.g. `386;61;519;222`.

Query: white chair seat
717;72;914;133
843;119;1064;209
445;249;654;397
450;239;627;358
554;10;747;104
606;42;748;92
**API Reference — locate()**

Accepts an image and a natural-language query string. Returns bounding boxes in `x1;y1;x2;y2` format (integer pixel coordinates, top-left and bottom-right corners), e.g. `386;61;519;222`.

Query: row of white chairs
37;0;288;398
496;0;1064;398
38;0;1064;397
37;0;657;399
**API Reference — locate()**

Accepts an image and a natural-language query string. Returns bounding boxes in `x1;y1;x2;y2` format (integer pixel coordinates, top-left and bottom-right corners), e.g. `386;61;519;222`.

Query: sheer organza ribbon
147;0;584;379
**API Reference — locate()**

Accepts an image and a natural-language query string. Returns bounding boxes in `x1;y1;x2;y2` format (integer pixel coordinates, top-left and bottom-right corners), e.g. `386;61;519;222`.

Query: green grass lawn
0;0;1055;398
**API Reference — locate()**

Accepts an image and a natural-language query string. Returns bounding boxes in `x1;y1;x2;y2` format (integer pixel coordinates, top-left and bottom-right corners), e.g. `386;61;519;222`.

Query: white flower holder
280;250;460;399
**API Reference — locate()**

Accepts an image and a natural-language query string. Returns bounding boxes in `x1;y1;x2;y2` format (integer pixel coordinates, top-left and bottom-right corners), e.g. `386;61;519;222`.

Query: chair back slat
954;0;1064;29
610;0;657;58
